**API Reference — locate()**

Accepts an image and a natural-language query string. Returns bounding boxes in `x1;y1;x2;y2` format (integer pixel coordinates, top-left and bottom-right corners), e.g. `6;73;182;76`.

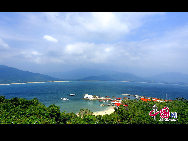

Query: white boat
121;94;131;96
69;94;75;96
61;98;69;101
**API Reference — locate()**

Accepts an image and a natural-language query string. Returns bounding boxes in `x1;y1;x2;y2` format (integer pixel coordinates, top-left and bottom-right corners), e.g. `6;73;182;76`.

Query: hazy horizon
1;12;188;77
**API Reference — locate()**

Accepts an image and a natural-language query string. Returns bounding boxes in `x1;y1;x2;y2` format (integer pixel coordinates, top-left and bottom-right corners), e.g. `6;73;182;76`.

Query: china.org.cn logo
149;104;178;121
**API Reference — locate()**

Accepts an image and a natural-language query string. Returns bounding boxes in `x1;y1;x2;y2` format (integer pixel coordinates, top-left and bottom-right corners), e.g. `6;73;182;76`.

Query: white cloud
60;23;188;73
5;12;188;75
80;12;129;34
31;51;42;56
63;42;119;64
43;35;58;43
0;38;9;49
27;12;164;42
65;42;93;55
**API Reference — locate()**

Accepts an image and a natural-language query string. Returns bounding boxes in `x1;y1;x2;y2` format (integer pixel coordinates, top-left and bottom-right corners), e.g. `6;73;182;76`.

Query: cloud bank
0;12;188;76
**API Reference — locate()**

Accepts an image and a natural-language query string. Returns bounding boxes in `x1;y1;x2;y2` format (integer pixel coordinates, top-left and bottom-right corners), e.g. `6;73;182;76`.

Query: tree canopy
0;96;187;124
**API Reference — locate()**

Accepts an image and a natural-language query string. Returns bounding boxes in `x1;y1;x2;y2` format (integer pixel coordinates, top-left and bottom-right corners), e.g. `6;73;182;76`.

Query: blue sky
0;12;188;76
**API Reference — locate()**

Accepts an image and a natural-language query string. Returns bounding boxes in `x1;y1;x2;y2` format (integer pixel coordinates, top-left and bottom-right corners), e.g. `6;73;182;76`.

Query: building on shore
84;94;96;100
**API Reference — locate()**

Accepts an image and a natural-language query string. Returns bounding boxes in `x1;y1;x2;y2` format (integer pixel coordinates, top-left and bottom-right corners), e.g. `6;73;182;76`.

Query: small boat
69;94;75;96
61;98;69;101
122;94;131;96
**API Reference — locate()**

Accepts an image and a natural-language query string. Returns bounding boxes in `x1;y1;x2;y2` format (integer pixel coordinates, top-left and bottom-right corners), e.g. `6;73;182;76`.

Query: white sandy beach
0;80;72;86
76;106;115;116
27;82;46;83
11;83;26;84
53;81;70;82
93;106;115;116
0;84;10;85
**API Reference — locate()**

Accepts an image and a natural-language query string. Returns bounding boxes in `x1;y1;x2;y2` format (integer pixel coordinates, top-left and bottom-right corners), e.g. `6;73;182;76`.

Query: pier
83;94;111;101
83;94;125;107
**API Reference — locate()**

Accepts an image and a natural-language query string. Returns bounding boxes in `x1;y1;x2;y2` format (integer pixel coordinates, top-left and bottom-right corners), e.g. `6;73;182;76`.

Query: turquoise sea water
0;81;187;113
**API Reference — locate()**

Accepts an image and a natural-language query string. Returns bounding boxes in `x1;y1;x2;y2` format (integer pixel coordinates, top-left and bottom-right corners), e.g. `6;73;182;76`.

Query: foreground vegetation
0;96;187;124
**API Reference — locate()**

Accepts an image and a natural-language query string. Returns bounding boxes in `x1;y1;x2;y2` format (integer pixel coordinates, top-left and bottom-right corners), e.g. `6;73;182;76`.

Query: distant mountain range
0;65;60;83
47;68;105;80
78;73;144;81
147;72;188;84
47;68;188;84
1;65;188;84
47;68;144;81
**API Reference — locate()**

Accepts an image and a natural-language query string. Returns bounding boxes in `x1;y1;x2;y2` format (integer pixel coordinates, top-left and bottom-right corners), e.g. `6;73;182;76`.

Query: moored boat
61;98;69;101
69;94;75;96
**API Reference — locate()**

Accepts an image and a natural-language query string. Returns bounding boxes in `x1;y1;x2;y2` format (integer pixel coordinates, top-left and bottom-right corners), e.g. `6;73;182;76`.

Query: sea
0;81;187;113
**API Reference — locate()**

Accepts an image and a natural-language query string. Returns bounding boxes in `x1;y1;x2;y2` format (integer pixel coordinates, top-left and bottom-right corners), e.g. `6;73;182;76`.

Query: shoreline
93;106;115;116
75;106;115;116
0;80;71;85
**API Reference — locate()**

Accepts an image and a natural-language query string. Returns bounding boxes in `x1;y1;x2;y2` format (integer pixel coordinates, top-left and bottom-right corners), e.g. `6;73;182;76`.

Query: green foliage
0;97;56;124
0;96;187;124
78;109;93;118
0;96;5;103
47;104;61;123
